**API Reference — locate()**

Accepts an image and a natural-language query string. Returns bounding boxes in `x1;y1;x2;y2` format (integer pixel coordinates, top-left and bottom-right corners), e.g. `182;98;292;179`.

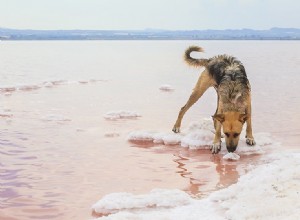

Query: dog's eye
233;133;240;138
224;133;230;137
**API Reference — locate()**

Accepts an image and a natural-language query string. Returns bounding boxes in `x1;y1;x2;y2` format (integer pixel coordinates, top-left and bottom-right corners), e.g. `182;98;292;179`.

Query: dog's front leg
210;120;222;154
245;116;256;145
245;96;256;146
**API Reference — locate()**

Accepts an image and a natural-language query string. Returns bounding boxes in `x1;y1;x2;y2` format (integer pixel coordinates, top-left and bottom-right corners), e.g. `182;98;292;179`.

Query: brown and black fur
173;46;256;154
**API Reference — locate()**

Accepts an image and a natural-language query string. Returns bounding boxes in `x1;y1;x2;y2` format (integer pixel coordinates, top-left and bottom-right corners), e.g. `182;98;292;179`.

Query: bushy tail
184;46;208;67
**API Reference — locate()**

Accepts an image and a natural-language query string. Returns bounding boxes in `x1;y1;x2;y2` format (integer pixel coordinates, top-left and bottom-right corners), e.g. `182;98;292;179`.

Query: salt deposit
0;78;105;95
159;84;174;91
103;111;141;120
0;86;16;93
92;152;300;220
0;113;13;118
0;109;13;118
104;132;120;138
127;131;154;142
41;114;71;122
127;118;269;155
92;189;192;215
42;81;55;88
180;129;214;149
17;84;41;91
223;152;240;160
161;134;182;145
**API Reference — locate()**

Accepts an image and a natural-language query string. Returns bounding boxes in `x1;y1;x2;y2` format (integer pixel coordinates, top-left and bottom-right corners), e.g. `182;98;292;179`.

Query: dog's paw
210;142;221;154
246;138;256;146
172;126;180;133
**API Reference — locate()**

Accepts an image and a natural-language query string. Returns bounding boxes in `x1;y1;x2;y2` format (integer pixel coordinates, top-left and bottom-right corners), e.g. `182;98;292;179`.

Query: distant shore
1;27;300;40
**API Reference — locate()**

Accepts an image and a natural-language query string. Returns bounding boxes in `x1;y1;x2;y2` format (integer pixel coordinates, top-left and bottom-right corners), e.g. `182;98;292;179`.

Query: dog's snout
226;140;237;152
227;146;237;153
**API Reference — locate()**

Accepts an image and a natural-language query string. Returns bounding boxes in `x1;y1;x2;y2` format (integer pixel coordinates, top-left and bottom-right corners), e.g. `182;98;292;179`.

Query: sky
1;0;299;30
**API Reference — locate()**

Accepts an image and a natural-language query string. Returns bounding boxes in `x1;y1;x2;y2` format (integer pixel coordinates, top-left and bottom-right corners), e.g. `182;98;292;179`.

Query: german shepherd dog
172;46;256;154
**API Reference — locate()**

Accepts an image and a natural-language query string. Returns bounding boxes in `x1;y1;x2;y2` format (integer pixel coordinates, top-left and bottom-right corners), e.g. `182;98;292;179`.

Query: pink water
0;41;299;220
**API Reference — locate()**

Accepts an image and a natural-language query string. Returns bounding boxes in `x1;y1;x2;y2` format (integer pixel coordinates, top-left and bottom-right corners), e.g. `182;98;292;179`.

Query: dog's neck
222;102;246;113
218;80;249;113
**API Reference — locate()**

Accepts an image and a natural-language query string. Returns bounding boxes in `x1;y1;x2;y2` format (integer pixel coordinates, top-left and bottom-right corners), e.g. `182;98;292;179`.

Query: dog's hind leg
245;95;256;145
172;70;213;133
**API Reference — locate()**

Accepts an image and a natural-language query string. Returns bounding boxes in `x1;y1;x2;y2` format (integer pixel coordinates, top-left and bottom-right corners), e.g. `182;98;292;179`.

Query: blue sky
1;0;299;30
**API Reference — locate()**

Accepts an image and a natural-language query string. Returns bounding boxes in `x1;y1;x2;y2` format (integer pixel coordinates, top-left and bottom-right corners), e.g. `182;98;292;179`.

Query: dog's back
184;46;250;112
184;46;249;85
206;55;248;86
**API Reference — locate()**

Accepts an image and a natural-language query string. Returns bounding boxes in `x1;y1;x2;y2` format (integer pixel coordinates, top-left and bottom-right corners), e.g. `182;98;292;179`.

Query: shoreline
92;150;300;219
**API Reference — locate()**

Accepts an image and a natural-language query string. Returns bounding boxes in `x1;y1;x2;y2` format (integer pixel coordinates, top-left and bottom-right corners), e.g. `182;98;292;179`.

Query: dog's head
213;112;247;152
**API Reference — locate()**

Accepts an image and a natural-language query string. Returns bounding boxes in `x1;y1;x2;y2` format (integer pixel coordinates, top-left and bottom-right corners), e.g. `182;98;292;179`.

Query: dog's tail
184;46;208;67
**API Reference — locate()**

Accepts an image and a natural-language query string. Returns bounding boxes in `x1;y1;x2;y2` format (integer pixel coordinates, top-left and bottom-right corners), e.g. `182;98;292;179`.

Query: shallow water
0;40;299;220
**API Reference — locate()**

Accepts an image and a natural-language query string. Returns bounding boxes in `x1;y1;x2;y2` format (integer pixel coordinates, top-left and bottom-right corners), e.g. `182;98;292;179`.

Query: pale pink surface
0;41;299;219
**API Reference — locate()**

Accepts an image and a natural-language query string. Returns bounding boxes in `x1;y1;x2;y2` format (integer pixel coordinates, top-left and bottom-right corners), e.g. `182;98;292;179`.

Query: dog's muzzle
227;146;237;153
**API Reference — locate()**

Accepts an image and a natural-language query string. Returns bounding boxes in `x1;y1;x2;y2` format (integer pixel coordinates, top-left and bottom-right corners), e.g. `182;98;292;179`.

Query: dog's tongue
223;152;240;160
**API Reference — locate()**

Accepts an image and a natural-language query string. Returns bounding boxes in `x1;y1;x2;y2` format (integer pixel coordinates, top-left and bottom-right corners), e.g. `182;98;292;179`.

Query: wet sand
0;40;299;220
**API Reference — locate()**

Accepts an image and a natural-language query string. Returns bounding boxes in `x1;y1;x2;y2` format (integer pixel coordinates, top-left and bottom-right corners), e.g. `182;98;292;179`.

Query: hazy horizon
1;26;299;31
1;0;299;30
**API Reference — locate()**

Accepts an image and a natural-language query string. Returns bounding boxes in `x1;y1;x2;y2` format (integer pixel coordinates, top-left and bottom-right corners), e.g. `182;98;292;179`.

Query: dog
172;46;256;154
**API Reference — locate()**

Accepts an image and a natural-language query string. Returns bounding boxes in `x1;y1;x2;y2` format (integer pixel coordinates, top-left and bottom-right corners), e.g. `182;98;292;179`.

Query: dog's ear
212;114;225;123
239;113;248;123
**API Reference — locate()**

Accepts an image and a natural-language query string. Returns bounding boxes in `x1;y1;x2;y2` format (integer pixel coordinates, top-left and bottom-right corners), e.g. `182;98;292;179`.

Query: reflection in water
131;141;260;198
174;151;255;197
174;156;203;195
214;157;239;190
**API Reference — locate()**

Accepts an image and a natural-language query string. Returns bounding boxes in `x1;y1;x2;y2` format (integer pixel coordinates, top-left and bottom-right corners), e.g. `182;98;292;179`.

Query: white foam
159;84;174;92
104;111;141;120
92;152;300;220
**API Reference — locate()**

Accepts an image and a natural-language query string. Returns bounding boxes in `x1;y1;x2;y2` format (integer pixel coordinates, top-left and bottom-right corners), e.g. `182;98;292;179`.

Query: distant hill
1;27;300;40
